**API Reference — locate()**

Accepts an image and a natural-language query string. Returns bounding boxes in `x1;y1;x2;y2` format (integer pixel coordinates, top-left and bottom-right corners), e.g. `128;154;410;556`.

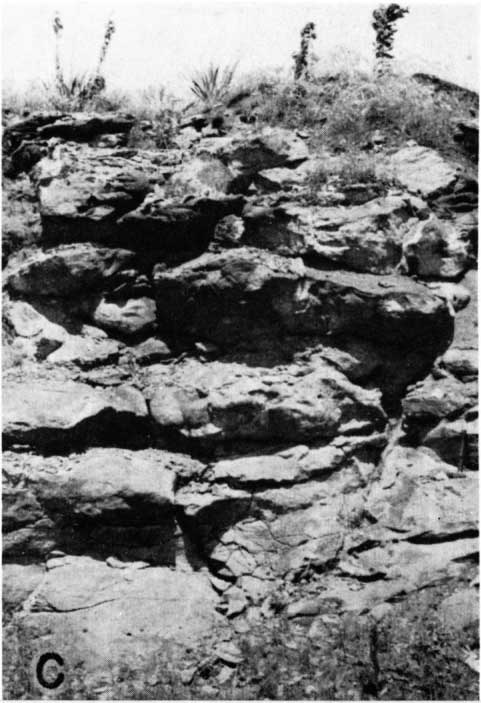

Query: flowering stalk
372;4;409;76
293;22;317;81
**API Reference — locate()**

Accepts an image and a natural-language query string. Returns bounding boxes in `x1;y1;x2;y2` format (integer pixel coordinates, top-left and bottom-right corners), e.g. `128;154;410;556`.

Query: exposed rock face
2;114;478;692
153;248;453;349
146;358;386;449
3;111;136;151
5;243;136;297
198;127;309;187
3;448;202;562
93;296;157;336
35;144;171;247
365;445;477;536
3;380;149;450
386;145;460;199
402;215;473;279
119;192;245;255
244;195;428;273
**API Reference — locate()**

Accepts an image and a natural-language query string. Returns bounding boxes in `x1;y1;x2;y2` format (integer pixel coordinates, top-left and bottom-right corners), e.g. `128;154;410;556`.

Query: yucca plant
190;63;237;111
50;12;115;110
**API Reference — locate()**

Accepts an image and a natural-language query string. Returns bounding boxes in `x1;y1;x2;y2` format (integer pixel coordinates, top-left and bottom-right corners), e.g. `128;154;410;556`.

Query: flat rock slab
4;111;136;148
3;380;149;450
4;557;223;694
385;145;460;199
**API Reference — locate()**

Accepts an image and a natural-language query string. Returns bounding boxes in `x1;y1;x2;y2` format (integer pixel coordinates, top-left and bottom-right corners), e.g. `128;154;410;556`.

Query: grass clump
126;87;180;149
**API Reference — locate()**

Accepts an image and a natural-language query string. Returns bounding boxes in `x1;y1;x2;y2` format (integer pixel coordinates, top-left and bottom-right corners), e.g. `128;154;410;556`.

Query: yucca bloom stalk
48;12;115;109
372;4;409;76
96;19;116;76
293;22;317;81
52;11;66;94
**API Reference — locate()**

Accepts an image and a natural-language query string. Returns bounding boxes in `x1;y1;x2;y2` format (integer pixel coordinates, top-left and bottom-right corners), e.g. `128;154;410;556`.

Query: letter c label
36;652;64;689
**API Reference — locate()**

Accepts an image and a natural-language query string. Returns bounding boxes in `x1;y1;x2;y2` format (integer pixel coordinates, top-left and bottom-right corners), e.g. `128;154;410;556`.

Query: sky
1;0;480;97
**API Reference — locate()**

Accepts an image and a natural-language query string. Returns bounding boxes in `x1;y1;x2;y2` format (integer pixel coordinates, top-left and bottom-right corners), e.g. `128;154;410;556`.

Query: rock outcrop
2;111;478;693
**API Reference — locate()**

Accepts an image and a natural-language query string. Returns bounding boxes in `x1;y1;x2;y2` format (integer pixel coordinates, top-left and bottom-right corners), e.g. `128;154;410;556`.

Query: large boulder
145;358;386;448
3;299;68;362
3;380;149;450
243;195;428;273
117;192;245;255
198;127;309;189
36;143;172;246
93;296;157;337
4;244;136;297
153;248;453;351
386;145;460;199
402;214;473;279
3;448;203;562
169;157;237;195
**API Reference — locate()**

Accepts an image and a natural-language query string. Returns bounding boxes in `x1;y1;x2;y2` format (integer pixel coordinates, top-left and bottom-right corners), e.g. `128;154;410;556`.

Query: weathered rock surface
198;127;309;187
3;111;136;152
439;587;479;630
118;192;245;255
47;334;122;368
402;214;473;279
5;243;136;297
3;380;149;450
153;248;453;350
386;145;460;199
244;195;428;273
35;143;175;246
3;448;202;562
93;296;157;336
146;358;386;448
4;557;224;693
401;373;477;466
366;445;477;537
178;435;384;585
2;113;478;695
